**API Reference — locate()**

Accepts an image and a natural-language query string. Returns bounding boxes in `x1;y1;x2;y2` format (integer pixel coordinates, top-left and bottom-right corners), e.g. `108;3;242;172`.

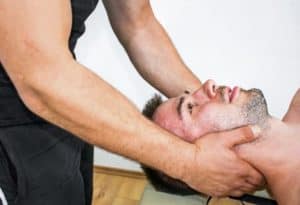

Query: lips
217;86;240;103
229;86;240;102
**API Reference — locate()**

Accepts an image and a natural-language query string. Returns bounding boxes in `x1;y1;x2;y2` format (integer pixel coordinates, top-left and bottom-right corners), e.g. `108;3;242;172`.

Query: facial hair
241;88;269;128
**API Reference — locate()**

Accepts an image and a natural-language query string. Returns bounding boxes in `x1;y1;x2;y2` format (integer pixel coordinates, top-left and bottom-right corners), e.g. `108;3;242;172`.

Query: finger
246;168;265;188
255;178;267;190
209;185;229;198
232;180;256;194
246;175;266;189
237;161;264;187
223;126;255;148
229;190;244;197
239;183;256;194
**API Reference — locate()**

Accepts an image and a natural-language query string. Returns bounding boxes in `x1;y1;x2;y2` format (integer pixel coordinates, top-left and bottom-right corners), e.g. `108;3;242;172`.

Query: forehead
152;97;183;132
153;97;179;123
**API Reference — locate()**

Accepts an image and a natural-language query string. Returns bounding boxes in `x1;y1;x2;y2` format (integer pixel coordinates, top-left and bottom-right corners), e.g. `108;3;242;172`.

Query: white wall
75;0;300;171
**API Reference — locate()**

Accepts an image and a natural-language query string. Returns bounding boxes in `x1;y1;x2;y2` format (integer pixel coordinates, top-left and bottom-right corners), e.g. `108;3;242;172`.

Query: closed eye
187;103;193;114
187;103;199;115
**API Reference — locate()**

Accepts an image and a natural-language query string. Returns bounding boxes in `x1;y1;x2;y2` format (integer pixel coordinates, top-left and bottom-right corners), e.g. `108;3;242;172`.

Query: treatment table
139;184;277;205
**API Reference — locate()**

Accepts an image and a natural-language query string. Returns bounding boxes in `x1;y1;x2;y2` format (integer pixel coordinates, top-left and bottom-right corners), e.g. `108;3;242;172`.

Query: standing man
0;1;262;204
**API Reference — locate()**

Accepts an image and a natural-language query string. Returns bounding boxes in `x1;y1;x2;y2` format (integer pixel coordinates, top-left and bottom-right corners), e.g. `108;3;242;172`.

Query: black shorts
0;122;93;205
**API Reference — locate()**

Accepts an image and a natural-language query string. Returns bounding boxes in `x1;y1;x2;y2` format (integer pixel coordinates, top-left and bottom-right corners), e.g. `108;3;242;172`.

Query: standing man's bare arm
0;0;262;196
0;0;192;181
102;0;201;97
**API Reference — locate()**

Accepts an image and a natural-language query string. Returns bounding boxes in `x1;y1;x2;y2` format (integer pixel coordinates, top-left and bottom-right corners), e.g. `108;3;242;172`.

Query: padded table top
140;184;208;205
140;184;273;205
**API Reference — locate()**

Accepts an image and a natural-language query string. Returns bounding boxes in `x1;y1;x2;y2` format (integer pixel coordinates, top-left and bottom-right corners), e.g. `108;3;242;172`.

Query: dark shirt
0;0;99;126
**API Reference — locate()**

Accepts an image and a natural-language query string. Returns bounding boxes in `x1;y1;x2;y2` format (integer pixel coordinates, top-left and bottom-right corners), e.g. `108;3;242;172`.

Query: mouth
218;86;240;103
229;86;240;103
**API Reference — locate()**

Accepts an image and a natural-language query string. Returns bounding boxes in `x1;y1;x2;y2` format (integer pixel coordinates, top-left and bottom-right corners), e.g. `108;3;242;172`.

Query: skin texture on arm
102;0;202;97
0;0;261;197
0;0;196;185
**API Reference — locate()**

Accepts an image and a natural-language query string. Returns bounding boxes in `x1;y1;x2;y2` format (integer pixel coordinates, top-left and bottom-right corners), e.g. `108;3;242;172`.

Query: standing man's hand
180;126;264;197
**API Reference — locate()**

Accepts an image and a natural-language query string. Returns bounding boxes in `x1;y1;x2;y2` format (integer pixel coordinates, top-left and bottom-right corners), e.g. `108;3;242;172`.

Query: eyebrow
176;96;185;119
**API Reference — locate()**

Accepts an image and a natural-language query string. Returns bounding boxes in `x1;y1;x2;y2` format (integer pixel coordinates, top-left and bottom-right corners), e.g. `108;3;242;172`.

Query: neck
256;116;300;204
259;117;287;138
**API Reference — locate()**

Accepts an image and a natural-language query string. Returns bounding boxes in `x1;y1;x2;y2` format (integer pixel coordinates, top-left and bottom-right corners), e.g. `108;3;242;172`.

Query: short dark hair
141;94;198;195
142;94;163;119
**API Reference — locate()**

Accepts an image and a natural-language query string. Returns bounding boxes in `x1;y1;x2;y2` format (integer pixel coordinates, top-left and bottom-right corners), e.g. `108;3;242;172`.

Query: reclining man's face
152;80;269;142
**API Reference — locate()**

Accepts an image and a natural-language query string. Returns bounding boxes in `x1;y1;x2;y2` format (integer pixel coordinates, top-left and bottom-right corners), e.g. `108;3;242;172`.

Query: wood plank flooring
92;166;253;205
92;166;147;205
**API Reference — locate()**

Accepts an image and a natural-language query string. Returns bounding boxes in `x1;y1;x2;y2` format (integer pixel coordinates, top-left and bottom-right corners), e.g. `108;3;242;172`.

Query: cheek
181;109;213;140
187;105;231;135
161;119;188;141
197;104;246;131
167;126;186;140
194;112;217;134
192;105;218;125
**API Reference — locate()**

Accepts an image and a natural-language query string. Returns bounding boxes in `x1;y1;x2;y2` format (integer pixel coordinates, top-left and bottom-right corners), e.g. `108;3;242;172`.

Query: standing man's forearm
0;0;193;181
103;0;201;97
18;57;195;181
0;0;262;197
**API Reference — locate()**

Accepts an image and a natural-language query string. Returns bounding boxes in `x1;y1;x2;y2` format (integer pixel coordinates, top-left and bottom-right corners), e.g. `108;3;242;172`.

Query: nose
203;79;217;98
192;79;218;100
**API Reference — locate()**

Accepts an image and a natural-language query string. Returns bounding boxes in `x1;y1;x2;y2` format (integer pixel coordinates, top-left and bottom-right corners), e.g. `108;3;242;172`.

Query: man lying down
142;79;300;205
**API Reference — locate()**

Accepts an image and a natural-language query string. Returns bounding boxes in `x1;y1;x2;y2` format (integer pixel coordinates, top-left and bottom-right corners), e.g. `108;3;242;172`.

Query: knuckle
252;177;262;186
232;181;245;189
249;172;263;184
240;165;253;175
242;187;253;194
235;167;248;177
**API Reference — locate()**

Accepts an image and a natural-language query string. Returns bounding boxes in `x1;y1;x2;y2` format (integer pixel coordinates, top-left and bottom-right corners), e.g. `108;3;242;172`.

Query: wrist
165;141;197;181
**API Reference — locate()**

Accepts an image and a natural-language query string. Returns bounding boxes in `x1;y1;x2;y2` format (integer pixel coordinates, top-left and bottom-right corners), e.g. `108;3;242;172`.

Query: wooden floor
92;166;253;205
92;166;147;205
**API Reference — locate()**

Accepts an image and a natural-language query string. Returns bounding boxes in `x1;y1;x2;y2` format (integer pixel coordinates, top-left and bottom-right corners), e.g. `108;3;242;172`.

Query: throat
259;117;287;138
256;118;300;204
272;176;300;205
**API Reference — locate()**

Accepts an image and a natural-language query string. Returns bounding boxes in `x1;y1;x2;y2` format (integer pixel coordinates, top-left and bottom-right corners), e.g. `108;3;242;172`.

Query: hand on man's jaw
235;89;300;205
144;80;300;204
143;80;268;197
186;126;264;197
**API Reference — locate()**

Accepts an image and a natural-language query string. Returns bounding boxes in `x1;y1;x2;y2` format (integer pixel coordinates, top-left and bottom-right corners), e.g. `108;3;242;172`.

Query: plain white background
75;0;300;171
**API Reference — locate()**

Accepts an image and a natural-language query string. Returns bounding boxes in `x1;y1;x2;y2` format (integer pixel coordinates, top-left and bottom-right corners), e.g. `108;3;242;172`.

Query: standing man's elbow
1;41;74;117
103;0;155;41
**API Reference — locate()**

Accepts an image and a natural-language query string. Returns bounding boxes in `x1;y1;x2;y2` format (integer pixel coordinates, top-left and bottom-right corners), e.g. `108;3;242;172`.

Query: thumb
224;126;257;148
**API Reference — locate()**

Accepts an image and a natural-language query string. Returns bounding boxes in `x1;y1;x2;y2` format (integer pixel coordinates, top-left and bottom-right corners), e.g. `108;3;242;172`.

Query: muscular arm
102;0;201;97
0;0;262;197
0;0;193;183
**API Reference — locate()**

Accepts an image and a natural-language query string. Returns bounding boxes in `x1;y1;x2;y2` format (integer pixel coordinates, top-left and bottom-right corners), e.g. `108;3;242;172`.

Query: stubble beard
241;88;270;129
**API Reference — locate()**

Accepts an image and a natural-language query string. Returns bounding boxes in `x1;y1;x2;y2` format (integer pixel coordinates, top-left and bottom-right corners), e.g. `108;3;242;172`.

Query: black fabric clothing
0;123;85;205
0;0;99;204
0;0;99;125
